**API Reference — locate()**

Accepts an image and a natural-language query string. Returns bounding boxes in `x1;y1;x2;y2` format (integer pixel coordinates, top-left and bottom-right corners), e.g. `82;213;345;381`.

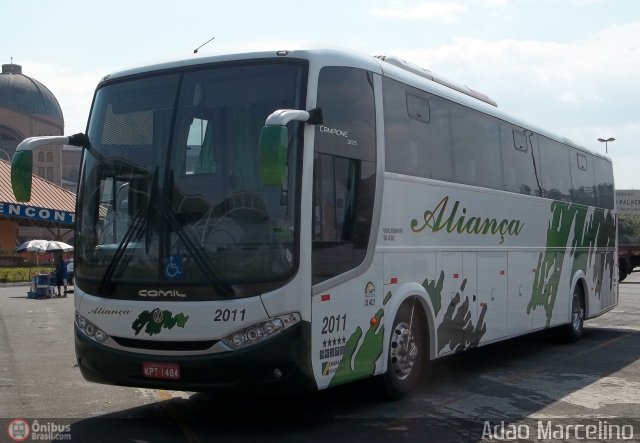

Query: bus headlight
221;313;301;350
75;312;109;344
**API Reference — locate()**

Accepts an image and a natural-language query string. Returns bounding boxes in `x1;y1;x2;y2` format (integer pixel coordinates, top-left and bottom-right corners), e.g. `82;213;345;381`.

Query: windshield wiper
97;205;147;296
97;168;158;296
97;167;234;298
144;167;160;252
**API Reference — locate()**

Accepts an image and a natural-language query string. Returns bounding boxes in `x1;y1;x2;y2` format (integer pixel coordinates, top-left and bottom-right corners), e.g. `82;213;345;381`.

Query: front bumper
75;321;315;393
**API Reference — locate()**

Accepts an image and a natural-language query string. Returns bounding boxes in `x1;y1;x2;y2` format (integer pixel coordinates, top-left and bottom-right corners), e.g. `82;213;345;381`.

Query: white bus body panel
75;287;269;354
314;171;616;389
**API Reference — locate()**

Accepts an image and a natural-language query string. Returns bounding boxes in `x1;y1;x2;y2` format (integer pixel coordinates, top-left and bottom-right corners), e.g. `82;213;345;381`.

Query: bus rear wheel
560;285;585;342
381;300;426;400
619;261;629;282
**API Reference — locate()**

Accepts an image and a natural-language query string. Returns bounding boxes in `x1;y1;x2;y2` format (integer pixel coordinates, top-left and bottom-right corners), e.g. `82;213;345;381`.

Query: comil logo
7;418;31;442
138;289;187;298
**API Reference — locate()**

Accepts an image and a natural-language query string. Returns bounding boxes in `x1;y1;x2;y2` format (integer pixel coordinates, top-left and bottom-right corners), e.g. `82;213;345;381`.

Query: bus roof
99;48;383;82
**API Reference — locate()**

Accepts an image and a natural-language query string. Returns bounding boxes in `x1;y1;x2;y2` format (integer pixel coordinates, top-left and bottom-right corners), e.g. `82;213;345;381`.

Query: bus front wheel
381;300;426;400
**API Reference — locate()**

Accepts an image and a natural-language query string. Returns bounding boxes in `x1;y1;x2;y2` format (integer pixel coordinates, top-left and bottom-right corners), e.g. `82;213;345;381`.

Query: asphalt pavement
2;274;640;442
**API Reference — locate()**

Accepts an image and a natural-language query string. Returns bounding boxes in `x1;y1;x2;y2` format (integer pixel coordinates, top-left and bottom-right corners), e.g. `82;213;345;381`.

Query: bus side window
314;154;356;242
538;135;571;202
571;152;596;206
594;158;614;209
501;124;540;196
383;77;453;182
312;154;376;284
450;104;501;189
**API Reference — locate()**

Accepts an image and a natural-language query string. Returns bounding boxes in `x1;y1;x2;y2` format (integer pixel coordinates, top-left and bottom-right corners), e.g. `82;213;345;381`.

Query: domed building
0;62;78;253
0;62;64;183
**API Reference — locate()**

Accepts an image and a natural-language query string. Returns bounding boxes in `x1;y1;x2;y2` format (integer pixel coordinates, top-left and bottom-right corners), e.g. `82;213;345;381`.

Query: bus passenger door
477;252;508;342
310;65;379;389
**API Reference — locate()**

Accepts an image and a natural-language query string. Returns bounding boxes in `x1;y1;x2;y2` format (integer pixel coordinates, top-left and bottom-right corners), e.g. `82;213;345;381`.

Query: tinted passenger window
538;135;571;201
571;152;596;206
384;77;453;181
594;158;614;209
450;104;502;189
313;67;376;285
500;125;541;196
315;67;375;162
382;76;609;207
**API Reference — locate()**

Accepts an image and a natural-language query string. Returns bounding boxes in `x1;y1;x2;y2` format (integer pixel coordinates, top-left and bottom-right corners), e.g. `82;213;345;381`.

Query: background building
0;61;81;248
0;160;76;250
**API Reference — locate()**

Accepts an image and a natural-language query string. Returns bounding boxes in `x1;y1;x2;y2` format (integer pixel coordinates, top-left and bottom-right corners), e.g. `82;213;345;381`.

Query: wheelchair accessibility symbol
165;255;184;280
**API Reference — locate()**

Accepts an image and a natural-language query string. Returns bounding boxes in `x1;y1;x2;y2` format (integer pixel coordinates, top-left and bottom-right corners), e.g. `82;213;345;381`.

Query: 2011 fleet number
321;314;347;334
214;309;246;322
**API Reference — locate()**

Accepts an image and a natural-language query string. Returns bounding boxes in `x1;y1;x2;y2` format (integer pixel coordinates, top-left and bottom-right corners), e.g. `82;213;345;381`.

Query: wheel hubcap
571;294;583;331
390;321;418;380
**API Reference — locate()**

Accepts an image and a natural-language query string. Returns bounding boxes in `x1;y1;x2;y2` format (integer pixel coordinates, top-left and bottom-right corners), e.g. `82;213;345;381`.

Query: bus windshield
76;61;306;300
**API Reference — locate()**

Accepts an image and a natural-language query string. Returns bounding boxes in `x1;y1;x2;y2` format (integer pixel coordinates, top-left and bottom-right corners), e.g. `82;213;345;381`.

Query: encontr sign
616;190;640;213
0;202;75;224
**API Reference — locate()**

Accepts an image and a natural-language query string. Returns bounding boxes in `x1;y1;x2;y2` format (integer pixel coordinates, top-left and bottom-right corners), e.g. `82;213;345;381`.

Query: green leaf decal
329;308;384;387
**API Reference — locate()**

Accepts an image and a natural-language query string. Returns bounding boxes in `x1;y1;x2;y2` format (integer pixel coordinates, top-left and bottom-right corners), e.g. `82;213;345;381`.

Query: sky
3;0;639;188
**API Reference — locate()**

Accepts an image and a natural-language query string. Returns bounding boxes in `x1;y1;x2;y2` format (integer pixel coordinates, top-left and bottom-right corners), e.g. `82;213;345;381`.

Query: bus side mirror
11;150;34;202
10;134;87;202
259;126;289;186
258;108;322;186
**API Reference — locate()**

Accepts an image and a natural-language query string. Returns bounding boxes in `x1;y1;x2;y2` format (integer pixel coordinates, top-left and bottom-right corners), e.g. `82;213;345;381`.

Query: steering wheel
201;192;271;262
221;191;269;221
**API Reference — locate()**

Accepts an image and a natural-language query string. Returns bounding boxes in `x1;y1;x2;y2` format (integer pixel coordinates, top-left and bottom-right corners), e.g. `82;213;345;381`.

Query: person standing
54;254;68;298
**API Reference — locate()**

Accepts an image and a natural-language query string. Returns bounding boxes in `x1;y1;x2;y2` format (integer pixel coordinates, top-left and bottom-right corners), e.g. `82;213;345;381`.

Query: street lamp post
597;137;615;154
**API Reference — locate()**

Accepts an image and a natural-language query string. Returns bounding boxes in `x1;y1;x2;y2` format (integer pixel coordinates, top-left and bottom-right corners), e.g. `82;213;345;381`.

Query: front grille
112;336;217;351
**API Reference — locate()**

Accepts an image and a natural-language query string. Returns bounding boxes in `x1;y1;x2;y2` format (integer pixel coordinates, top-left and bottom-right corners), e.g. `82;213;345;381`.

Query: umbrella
17;240;73;253
17;240;47;268
17;240;73;268
16;239;48;253
42;241;73;252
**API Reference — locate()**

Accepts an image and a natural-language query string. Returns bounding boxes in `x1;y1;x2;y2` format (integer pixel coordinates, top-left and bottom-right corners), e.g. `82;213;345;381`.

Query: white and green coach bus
11;48;617;398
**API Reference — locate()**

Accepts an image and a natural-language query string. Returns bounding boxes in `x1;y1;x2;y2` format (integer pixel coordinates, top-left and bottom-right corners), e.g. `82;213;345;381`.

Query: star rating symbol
321;336;348;349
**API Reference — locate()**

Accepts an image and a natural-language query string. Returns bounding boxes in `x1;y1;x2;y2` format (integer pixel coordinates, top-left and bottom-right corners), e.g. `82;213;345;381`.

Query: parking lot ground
2;273;640;442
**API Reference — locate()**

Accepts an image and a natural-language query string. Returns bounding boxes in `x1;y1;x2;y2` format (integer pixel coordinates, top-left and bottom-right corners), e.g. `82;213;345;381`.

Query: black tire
380;300;427;400
620;262;628;282
560;285;585;342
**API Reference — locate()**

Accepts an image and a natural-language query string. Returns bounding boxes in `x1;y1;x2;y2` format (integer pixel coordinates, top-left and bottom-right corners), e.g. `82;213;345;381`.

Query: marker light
221;313;301;350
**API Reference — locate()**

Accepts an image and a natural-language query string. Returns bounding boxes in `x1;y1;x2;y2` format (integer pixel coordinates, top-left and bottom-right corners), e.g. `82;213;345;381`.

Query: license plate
142;362;181;380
